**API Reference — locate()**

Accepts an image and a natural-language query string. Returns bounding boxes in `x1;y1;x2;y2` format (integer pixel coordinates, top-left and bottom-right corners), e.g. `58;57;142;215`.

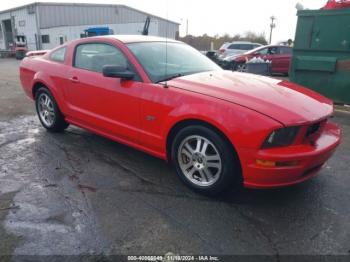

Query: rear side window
279;46;292;54
50;47;66;63
240;44;254;50
228;44;240;49
74;43;127;73
228;44;254;50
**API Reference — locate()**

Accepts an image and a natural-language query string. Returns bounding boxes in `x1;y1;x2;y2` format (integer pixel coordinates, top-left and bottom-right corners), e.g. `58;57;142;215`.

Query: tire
234;62;247;72
229;61;236;71
35;87;69;132
171;125;242;196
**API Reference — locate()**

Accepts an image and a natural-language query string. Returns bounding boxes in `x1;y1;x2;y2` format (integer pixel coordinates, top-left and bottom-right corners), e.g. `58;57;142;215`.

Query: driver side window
268;47;278;55
74;43;127;73
258;48;269;55
74;43;141;81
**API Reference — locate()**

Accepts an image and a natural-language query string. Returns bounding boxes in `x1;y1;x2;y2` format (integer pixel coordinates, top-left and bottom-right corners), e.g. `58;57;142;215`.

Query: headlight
262;126;300;148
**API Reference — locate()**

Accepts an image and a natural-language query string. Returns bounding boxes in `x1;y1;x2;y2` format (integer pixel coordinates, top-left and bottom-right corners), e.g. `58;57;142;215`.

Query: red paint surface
322;0;350;9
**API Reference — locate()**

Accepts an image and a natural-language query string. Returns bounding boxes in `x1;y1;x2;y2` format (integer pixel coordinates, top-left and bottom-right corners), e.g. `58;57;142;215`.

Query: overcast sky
0;0;326;42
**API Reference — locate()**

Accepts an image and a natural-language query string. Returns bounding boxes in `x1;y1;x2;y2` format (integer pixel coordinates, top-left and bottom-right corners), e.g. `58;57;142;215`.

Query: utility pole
269;16;276;44
180;18;189;36
186;19;189;36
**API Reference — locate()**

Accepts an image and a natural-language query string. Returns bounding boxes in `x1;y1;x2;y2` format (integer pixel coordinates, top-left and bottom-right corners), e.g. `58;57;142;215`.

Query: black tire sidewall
171;125;241;195
230;61;236;71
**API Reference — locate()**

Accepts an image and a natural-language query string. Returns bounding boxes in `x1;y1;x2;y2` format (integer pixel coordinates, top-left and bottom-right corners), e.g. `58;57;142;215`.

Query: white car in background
218;41;262;60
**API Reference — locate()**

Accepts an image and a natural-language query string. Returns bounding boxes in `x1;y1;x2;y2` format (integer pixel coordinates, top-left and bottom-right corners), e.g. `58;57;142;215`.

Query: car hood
224;54;240;61
168;71;333;126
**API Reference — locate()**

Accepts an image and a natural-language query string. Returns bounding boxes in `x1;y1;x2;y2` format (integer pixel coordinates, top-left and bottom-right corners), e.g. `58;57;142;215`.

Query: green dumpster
289;8;350;104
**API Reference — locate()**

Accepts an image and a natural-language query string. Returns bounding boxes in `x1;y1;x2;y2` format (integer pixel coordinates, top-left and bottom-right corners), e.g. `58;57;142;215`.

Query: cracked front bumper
239;121;341;189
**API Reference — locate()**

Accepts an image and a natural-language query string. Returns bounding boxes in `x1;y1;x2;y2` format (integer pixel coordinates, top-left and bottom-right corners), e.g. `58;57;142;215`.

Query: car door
258;46;278;73
66;42;142;143
253;47;269;60
275;46;292;74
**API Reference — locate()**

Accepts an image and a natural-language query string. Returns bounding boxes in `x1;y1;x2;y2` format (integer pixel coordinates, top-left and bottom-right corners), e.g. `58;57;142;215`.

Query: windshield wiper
156;73;184;83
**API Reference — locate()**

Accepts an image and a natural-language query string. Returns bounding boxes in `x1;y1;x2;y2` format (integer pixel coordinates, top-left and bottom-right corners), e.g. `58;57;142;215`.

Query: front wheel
234;62;247;72
171;125;242;195
35;87;69;132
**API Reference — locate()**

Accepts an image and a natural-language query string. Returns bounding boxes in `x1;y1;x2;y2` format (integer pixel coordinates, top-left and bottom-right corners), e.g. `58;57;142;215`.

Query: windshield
127;42;221;83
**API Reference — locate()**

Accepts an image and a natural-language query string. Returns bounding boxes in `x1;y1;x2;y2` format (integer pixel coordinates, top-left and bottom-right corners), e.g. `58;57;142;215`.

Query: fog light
276;160;300;167
256;159;276;167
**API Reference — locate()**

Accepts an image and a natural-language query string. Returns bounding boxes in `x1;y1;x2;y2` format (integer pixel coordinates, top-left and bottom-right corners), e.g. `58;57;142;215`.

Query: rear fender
32;71;68;114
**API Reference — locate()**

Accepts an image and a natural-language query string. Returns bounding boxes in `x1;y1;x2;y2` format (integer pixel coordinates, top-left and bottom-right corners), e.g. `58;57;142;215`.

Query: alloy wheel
37;93;55;127
177;135;222;187
236;63;247;72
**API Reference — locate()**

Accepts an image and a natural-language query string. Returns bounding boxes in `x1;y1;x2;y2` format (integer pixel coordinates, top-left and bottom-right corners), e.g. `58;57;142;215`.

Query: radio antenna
164;0;169;87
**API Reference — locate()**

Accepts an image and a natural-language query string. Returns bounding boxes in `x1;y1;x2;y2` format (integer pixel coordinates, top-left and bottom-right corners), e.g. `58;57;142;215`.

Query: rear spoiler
26;50;49;57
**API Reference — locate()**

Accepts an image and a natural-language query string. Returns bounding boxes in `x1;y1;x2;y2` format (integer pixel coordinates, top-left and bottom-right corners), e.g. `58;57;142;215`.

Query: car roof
230;41;256;44
97;35;181;44
245;44;291;54
261;44;291;49
56;35;182;52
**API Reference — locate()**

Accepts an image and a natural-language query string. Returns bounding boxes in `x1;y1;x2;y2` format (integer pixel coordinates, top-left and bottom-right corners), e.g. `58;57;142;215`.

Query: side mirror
102;65;135;80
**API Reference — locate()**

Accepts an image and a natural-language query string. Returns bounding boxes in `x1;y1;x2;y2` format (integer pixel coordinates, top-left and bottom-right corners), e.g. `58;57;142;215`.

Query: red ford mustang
20;35;341;195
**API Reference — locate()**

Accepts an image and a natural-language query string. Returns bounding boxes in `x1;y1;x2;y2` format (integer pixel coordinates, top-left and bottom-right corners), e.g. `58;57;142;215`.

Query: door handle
69;76;80;83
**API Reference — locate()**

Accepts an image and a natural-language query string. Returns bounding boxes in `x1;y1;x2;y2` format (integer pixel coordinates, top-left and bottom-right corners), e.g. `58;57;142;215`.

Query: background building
0;2;180;51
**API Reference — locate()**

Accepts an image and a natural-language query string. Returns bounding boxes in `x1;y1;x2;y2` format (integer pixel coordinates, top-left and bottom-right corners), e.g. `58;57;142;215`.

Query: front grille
306;121;321;138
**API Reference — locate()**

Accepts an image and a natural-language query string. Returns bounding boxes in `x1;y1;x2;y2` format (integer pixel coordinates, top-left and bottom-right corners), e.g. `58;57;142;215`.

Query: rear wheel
171;125;242;195
35;87;69;132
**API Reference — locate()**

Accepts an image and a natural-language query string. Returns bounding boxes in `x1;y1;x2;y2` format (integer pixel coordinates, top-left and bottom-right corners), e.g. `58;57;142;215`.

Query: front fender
162;100;282;151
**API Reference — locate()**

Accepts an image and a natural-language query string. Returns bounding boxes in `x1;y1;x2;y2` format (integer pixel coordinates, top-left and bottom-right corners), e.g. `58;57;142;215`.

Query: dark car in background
221;45;292;75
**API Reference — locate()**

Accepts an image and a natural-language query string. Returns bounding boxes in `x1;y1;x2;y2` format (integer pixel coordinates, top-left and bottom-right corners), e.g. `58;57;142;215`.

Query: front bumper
239;121;341;189
217;59;234;69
